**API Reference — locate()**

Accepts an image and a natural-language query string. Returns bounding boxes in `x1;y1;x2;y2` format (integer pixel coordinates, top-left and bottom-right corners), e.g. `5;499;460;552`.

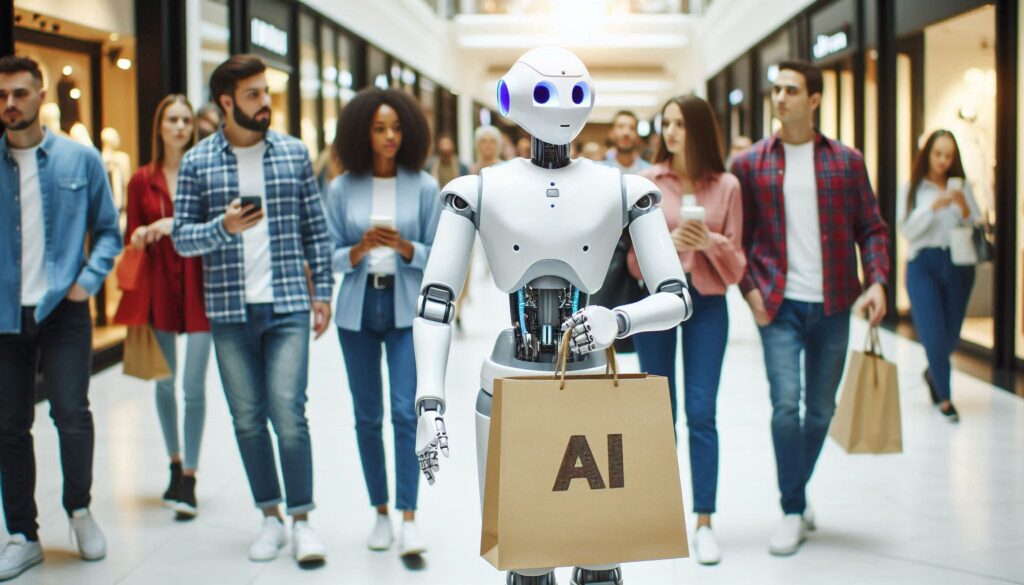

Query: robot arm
414;175;478;484
563;175;692;355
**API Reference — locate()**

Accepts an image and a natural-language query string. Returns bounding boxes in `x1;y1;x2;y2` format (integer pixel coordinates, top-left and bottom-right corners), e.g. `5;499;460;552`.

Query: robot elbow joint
419;284;455;323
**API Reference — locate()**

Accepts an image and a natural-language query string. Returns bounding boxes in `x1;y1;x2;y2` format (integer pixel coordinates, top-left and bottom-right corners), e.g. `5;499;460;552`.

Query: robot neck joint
531;136;570;169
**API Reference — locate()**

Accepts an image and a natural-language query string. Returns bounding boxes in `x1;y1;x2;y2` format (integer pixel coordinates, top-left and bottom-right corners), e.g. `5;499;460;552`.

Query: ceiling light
70;88;82;100
116;58;132;71
62;65;73;76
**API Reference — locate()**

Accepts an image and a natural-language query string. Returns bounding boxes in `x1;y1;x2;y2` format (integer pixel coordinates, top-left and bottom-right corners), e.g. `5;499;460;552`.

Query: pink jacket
627;162;746;295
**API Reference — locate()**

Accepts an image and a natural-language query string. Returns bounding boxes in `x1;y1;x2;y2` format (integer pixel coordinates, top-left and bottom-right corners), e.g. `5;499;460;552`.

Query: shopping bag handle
555;328;619;390
862;326;883;388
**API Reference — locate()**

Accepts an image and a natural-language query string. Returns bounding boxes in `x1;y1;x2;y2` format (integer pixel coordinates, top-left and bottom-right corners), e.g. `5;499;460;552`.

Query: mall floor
6;259;1024;585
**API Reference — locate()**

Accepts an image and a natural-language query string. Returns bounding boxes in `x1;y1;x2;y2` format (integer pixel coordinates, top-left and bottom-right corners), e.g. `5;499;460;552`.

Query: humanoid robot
413;47;692;585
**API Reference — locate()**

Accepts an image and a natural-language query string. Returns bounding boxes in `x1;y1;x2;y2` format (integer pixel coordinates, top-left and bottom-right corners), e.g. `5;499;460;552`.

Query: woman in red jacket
115;95;210;519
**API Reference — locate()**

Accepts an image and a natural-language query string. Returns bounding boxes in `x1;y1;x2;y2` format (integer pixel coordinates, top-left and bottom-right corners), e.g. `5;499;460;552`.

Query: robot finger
438;433;450;457
573;331;592;346
572;322;590;336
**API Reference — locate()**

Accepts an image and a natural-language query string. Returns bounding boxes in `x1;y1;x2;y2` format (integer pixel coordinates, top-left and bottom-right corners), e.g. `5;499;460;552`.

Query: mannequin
101;127;132;211
40;103;68;137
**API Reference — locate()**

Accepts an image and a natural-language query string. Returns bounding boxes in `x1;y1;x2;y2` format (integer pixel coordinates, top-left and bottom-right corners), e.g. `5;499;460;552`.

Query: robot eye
498;80;511;115
533;81;557;105
572;82;590;106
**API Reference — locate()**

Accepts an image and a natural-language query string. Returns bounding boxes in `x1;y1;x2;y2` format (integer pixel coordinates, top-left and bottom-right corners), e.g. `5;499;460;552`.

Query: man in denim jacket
0;55;121;581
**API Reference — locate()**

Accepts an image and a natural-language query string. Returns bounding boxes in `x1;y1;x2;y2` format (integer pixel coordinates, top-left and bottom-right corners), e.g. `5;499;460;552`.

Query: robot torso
478;157;625;294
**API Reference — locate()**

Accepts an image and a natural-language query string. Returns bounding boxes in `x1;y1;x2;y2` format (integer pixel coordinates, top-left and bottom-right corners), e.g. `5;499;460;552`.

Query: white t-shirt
367;177;397;275
11;146;47;306
782;141;824;302
233;141;274;303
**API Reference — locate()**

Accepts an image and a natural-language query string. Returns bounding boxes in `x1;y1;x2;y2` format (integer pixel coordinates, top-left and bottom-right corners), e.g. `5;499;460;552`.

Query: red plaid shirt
730;132;890;319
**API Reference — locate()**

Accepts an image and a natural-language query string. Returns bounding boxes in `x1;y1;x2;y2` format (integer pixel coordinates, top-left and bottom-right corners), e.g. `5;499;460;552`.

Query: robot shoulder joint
441;175;480;222
623;174;662;223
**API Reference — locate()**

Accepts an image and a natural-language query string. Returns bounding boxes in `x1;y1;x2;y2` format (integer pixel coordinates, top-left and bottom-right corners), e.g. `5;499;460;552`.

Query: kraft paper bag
829;327;903;454
480;336;688;570
123;325;171;381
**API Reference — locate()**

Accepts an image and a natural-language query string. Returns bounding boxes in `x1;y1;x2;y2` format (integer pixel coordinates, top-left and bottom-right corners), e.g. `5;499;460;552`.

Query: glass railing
456;0;689;15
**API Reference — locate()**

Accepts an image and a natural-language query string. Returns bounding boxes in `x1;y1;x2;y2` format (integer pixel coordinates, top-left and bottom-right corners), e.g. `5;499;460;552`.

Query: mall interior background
0;0;1021;396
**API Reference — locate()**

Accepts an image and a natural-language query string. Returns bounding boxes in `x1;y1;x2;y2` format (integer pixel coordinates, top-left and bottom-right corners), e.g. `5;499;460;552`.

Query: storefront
10;2;139;368
706;0;1020;389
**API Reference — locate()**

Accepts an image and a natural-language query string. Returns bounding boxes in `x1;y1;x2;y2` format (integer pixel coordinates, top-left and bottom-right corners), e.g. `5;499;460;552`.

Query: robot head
497;47;594;146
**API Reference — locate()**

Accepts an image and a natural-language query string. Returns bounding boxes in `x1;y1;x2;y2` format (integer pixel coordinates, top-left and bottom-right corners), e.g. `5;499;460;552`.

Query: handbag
122;325;171;381
116;247;148;291
949;222;993;266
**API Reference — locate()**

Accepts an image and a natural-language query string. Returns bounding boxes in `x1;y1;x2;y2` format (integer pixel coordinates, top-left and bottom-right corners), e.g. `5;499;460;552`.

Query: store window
299;12;320;157
337;33;357;104
1016;2;1024;361
367;46;389;90
196;0;229;106
321;24;338;146
420;76;437;138
894;5;997;349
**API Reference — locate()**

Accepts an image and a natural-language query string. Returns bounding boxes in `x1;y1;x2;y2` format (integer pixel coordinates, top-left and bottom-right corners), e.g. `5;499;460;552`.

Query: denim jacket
0;130;122;333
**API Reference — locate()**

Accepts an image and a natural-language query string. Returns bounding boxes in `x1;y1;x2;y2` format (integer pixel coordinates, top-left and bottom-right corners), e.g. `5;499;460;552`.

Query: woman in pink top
628;94;745;565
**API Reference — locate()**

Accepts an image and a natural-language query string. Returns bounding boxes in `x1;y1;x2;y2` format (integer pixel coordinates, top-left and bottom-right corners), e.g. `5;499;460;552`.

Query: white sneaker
693;526;721;565
367;513;394;551
248;517;287;562
69;509;107;561
768;514;807;556
803;504;817;531
0;534;44;580
398;520;427;557
292;521;327;564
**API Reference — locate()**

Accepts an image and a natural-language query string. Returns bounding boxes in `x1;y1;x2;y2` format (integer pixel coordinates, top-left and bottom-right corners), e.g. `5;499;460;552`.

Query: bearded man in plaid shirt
730;60;890;557
173;55;333;566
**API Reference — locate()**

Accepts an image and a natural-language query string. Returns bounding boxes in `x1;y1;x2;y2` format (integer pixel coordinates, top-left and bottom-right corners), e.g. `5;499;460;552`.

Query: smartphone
239;196;262;215
369;214;394;229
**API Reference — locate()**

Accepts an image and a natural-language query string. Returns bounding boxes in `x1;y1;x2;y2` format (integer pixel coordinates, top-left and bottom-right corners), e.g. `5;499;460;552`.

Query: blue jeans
211;304;315;515
758;300;850;515
338;286;419;511
154;330;212;472
633;287;728;514
906;248;975;402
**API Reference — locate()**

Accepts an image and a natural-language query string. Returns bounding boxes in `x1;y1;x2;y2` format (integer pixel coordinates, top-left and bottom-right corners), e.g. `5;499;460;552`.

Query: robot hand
415;408;450;485
561;306;620;356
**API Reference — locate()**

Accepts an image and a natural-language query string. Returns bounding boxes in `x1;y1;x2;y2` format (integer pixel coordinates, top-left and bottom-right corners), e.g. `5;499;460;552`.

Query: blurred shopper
196;103;222;141
731;60;889;557
515;135;532;159
172;55;334;566
626;95;745;565
325;88;442;558
470;125;502;174
581;140;604;161
899;129;981;422
605;110;650;173
429;131;468;188
114;94;211;519
0;55;120;579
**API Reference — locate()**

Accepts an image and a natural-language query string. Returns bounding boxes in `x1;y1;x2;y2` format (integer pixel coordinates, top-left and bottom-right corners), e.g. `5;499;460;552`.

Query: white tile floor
5;262;1024;584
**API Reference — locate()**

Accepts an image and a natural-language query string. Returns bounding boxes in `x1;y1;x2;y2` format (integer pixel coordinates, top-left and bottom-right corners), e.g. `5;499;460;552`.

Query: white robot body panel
420;208;477;302
477;158;623;293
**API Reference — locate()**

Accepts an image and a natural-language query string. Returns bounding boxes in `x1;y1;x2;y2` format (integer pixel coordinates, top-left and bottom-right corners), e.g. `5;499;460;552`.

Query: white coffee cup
946;177;964;192
680;194;705;223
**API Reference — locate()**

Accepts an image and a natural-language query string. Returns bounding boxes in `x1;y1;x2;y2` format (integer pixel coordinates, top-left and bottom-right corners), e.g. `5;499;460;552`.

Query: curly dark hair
333;88;430;174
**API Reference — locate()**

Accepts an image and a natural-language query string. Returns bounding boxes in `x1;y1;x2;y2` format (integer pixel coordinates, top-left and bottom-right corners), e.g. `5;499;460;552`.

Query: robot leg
570;566;623;585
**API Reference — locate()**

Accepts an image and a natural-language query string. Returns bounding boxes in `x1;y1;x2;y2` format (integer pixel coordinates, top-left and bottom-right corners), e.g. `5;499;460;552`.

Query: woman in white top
324;89;443;557
898;130;981;422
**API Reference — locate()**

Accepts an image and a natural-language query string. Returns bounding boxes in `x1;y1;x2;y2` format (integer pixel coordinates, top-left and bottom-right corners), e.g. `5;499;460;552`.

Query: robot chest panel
478;160;624;293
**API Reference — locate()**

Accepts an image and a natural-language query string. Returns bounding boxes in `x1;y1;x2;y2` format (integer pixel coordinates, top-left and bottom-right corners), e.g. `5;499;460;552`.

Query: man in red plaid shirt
730;60;889;557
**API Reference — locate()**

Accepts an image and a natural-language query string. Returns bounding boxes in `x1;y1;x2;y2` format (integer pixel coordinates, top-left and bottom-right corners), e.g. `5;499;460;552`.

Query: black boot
175;475;198;520
507;571;557;584
163;461;183;506
571;567;622;585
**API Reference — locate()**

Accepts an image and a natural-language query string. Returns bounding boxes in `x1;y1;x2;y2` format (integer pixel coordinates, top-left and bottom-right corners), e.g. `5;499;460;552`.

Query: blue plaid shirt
172;129;333;323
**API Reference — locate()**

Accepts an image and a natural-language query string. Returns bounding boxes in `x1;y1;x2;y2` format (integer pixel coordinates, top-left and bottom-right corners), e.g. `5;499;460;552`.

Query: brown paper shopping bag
829;327;902;454
480;331;688;571
122;325;171;381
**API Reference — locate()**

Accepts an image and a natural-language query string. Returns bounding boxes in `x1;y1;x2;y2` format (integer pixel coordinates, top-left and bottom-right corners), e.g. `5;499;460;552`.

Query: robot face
497;47;594;146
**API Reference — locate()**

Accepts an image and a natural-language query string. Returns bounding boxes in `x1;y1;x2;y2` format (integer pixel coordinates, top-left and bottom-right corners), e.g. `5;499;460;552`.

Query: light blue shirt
0;130;121;333
325;168;442;331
